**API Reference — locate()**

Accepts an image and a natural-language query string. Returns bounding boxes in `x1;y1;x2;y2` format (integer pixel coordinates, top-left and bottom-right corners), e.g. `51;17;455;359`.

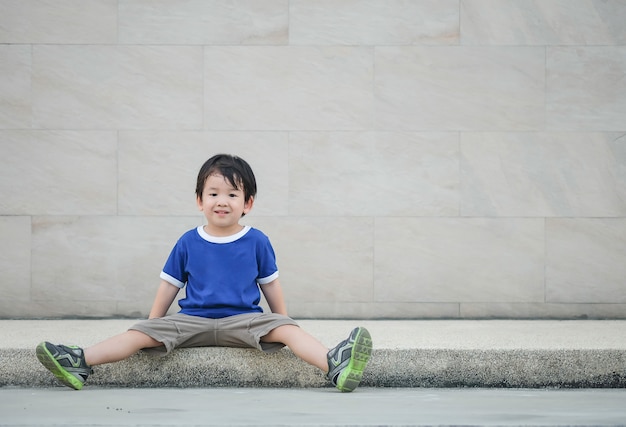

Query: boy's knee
261;324;298;342
128;329;162;349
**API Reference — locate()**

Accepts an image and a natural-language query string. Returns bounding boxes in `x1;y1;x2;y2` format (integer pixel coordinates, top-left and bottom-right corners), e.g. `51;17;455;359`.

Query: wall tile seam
3;129;622;135
5;41;626;47
372;300;549;304
12;42;624;48
21;127;621;132
13;215;626;220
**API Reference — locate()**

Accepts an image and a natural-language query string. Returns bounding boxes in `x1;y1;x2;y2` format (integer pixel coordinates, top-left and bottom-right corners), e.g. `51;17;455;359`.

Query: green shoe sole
336;327;373;392
36;342;84;390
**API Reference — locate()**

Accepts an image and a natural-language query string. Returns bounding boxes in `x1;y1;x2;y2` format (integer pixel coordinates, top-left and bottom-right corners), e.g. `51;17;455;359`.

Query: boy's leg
36;330;161;390
261;325;373;392
261;325;329;371
84;330;162;366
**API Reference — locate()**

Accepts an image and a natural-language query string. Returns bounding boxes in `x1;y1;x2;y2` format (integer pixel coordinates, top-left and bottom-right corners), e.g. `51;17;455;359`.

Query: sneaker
326;327;372;392
36;342;93;390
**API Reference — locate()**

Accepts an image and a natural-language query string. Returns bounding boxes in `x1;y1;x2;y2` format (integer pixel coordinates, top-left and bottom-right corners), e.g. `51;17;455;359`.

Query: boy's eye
229;193;238;198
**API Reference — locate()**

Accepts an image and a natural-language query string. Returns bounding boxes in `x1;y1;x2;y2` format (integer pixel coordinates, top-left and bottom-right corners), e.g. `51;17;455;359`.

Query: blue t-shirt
160;225;279;318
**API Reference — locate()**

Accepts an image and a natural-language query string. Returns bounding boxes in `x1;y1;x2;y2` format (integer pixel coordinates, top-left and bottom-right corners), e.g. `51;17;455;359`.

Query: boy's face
197;173;254;236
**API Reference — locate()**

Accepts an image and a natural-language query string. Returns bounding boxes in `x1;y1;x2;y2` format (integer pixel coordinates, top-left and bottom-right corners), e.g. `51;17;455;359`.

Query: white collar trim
196;225;251;244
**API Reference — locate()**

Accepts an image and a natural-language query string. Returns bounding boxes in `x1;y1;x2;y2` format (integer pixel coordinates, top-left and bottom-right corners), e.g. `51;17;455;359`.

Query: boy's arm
148;280;181;319
260;278;288;316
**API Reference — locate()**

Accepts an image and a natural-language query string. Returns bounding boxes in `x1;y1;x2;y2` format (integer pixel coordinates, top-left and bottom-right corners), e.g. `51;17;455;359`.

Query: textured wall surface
0;0;625;319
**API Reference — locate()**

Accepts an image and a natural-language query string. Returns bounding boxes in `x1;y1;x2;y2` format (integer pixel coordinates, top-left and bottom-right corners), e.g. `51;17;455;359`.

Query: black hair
195;154;257;205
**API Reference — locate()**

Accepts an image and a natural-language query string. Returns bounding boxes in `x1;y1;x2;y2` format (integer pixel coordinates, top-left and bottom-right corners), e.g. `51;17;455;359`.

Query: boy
36;154;372;392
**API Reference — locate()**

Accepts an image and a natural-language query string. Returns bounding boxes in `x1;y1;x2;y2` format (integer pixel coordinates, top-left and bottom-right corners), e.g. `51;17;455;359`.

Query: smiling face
197;173;254;237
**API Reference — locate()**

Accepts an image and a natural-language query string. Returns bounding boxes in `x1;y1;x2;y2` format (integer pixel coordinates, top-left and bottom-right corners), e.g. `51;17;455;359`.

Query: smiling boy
36;154;372;392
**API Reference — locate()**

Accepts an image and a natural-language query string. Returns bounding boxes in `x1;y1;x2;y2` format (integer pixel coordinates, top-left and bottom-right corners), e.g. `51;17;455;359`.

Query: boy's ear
196;195;203;210
243;196;254;215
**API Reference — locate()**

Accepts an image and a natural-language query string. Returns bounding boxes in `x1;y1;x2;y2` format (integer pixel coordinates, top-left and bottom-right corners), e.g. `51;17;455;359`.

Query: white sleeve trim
160;271;185;288
257;270;279;285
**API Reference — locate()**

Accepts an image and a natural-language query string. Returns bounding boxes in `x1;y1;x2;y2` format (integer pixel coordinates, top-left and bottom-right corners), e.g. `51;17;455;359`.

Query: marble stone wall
0;0;624;319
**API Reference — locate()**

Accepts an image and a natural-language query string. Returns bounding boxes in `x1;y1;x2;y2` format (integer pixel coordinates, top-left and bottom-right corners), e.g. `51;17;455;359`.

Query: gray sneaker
36;342;93;390
326;327;372;392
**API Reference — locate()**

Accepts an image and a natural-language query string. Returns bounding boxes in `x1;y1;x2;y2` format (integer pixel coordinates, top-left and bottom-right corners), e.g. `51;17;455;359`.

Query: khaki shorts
129;312;299;355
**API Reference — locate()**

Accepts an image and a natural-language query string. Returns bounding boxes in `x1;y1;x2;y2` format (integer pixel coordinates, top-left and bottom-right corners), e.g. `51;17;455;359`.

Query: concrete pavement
1;319;626;388
2;387;626;426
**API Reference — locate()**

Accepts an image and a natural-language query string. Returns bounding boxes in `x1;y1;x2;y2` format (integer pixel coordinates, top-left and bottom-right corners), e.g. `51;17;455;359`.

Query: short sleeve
160;237;188;288
255;233;279;285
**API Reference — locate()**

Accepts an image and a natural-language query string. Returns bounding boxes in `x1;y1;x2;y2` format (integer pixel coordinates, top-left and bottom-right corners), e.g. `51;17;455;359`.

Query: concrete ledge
1;320;625;389
3;348;626;389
